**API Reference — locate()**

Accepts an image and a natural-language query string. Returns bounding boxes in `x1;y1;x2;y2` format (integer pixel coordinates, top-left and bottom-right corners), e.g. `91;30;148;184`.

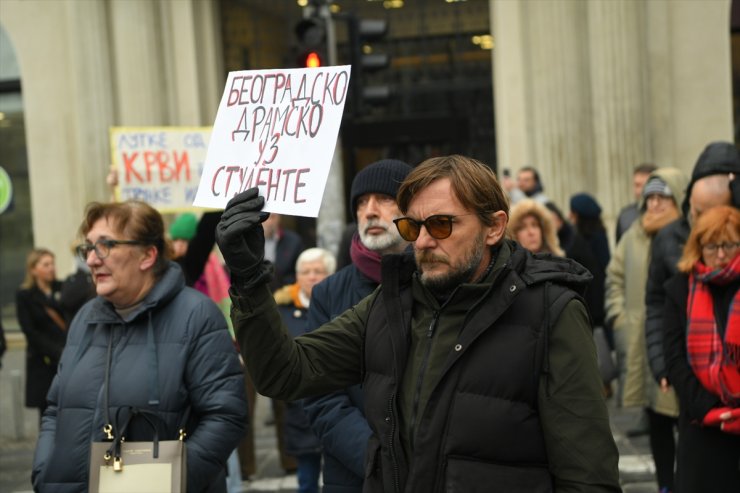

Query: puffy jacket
32;262;248;493
230;240;620;492
303;264;377;492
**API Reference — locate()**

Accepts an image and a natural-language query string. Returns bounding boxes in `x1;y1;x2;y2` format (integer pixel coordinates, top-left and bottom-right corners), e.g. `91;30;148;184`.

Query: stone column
491;0;734;227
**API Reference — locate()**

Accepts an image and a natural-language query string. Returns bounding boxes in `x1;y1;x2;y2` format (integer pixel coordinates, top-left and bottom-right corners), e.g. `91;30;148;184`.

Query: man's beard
416;232;486;298
359;219;405;252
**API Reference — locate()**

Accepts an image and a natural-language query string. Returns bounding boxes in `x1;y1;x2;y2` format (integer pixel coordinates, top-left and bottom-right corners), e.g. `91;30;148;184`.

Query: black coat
15;282;67;408
663;273;740;491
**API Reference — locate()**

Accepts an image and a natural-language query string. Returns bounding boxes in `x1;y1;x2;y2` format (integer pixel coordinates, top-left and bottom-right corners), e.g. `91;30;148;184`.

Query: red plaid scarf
686;254;740;406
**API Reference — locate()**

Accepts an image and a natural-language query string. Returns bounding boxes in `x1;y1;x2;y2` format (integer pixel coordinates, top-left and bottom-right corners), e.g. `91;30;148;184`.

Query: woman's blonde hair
21;248;55;289
507;199;564;256
677;205;740;273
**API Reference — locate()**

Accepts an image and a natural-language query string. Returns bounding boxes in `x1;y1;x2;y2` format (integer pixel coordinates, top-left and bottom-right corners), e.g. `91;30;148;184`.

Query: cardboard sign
110;127;210;212
193;66;351;217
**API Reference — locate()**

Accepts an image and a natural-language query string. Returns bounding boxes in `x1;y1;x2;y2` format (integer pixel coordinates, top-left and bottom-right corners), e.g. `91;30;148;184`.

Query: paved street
1;326;661;493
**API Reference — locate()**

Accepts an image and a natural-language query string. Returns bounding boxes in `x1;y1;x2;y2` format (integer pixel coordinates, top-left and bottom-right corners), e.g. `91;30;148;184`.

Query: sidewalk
0;329;660;493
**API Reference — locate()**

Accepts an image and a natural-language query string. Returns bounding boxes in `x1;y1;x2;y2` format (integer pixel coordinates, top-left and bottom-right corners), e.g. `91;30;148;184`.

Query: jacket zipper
408;310;439;451
387;392;401;493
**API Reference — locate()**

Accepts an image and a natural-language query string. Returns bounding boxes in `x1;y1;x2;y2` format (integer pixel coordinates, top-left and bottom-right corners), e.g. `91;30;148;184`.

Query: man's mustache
416;251;449;265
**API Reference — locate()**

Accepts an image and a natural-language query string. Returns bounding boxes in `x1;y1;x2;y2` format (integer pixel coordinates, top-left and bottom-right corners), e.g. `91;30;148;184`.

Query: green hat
169;213;197;241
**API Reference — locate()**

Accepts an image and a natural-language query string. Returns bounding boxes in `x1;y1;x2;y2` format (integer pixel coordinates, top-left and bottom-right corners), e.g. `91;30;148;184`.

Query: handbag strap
102;330;114;440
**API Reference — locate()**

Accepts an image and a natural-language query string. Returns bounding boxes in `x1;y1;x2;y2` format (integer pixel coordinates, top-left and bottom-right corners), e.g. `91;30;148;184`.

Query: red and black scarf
686;254;740;406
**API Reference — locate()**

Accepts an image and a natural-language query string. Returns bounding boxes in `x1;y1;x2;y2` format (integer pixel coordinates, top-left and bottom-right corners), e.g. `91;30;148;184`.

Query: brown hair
21;248;55;290
79;200;173;278
396;155;509;226
677;205;740;272
507;199;564;256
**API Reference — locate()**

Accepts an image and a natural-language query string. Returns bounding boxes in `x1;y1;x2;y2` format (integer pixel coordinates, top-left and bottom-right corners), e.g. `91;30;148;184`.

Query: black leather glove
216;187;273;291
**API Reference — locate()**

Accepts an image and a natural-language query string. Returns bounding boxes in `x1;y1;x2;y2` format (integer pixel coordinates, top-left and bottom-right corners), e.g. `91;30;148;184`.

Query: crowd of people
9;142;740;492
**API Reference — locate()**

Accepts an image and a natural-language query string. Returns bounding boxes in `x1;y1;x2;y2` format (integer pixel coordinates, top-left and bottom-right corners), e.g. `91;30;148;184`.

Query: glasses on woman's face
393;213;478;242
701;241;740;256
76;239;146;262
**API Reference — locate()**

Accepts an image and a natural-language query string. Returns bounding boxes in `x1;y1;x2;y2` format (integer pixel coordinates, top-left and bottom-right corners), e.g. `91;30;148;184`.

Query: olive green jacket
230;241;619;491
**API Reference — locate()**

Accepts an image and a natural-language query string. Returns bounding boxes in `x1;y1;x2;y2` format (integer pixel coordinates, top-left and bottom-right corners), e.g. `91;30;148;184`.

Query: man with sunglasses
302;159;412;493
218;154;620;492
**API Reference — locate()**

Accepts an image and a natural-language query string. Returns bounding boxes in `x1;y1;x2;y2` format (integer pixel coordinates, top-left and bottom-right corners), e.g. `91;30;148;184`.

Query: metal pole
313;0;346;254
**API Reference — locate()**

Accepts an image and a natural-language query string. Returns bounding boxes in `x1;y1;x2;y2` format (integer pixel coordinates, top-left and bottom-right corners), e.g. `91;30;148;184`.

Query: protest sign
110;127;210;213
193;66;351;217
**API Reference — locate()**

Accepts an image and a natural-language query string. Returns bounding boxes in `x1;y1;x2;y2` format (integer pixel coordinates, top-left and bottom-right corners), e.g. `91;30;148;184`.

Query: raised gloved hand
216;187;273;291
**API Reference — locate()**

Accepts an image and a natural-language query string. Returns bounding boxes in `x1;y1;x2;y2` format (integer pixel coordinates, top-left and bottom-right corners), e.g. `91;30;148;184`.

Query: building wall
1;0;225;273
492;0;734;230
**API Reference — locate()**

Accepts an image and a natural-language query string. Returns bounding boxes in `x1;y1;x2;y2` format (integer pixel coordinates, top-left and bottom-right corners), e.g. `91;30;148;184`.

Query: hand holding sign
193;66;351;217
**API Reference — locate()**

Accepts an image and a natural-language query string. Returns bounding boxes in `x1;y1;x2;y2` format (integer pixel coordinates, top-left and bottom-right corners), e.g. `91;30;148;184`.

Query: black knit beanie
350;159;413;220
682;141;740;215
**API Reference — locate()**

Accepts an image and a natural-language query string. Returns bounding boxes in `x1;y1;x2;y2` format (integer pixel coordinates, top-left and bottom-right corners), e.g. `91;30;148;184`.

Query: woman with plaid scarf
664;205;740;492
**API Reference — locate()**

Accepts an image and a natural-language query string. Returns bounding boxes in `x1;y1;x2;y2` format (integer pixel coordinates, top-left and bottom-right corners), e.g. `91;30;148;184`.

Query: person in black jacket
15;248;67;421
645;142;740;394
303;159;412;493
663;205;740;492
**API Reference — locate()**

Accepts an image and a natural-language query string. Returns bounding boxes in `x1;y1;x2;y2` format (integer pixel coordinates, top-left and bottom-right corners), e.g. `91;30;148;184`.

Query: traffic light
295;16;327;68
349;17;391;109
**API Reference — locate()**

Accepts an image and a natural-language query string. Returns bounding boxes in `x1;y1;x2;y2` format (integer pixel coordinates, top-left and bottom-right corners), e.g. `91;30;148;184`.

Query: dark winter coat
31;262;248;493
230;241;620;492
663;273;740;491
59;267;96;323
303;264;377;493
644;217;690;382
559;223;605;327
16;282;67;408
268;228;305;292
274;285;322;458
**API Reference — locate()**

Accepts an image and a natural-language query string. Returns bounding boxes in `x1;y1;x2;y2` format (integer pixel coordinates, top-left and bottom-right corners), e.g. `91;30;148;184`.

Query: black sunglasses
76;239;147;262
393;213;479;241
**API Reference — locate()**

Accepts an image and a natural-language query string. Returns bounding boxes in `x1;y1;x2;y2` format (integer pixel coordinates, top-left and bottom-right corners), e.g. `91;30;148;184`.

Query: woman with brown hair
15;248;67;420
664;205;740;491
508;198;564;256
32;200;247;493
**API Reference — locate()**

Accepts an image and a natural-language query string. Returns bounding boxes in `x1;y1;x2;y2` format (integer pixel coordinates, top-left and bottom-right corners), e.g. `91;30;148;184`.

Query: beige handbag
88;333;188;493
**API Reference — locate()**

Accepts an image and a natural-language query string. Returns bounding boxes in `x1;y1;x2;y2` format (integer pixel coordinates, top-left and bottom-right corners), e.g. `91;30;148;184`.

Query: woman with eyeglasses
506;199;564;256
15;248;67;423
32;200;247;493
663;205;740;491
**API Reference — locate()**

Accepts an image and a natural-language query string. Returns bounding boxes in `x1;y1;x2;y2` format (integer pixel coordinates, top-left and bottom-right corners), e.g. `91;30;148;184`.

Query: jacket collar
85;261;186;324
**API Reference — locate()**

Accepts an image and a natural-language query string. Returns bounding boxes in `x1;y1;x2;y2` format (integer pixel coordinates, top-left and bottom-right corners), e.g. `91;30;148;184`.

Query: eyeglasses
702;242;740;255
76;239;146;262
393;213;478;241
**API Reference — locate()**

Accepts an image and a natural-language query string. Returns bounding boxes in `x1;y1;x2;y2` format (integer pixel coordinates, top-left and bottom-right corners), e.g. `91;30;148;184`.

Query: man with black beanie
303;158;413;493
645;141;740;396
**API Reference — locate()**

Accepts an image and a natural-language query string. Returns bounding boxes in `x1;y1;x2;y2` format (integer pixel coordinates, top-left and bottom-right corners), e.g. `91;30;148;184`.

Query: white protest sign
110;127;210;213
193;66;351;217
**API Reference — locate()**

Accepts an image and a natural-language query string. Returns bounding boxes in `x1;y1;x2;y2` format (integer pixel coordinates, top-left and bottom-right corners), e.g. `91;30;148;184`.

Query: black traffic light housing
349;16;391;110
295;16;327;68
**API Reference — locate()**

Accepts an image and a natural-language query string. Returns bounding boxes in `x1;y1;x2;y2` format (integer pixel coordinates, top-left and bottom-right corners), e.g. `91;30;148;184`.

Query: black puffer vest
361;246;586;493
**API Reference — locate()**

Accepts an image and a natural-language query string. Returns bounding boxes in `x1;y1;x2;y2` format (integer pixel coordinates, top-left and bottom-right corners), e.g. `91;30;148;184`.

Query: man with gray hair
304;159;412;493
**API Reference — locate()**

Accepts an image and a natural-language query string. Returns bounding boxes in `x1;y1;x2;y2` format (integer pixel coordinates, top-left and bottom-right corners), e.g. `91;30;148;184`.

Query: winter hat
642;177;672;198
569;193;602;219
682;141;740;214
169;213;197;241
350;159;413;220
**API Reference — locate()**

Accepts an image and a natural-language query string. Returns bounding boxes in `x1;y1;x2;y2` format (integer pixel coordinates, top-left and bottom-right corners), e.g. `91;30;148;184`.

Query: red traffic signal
298;50;323;68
